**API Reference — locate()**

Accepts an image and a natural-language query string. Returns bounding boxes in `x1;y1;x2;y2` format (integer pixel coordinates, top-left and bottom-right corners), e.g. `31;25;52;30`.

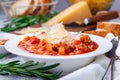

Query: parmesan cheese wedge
44;1;92;26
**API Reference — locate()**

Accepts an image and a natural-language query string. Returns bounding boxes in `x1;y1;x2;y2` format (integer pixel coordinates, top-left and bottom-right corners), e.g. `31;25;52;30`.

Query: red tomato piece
23;36;30;41
29;36;40;44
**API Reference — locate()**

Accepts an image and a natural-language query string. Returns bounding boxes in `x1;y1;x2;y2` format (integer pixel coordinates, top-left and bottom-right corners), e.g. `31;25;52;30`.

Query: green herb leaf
36;63;60;70
0;54;8;59
15;60;34;68
6;60;20;66
26;62;46;70
0;54;61;80
0;12;58;32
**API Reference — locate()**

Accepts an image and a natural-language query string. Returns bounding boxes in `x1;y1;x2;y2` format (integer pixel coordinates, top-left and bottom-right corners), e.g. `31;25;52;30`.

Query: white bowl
0;33;17;54
5;33;112;75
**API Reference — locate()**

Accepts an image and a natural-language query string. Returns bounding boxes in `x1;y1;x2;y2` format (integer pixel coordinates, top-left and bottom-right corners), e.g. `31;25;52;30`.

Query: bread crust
29;0;40;15
24;0;34;16
30;0;42;15
97;22;120;36
41;0;51;15
9;0;34;17
85;30;110;37
9;0;51;17
29;0;51;16
37;0;51;16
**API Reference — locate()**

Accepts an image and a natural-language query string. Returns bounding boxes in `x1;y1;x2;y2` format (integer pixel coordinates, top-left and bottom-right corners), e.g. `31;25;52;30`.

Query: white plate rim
5;33;113;60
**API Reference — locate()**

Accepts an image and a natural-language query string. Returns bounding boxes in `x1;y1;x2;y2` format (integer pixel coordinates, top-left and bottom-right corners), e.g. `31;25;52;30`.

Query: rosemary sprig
0;54;61;80
0;54;7;59
1;12;58;32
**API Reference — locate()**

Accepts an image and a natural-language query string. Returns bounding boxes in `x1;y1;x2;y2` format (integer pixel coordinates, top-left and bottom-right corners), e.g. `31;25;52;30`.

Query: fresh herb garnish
1;12;58;32
0;54;61;80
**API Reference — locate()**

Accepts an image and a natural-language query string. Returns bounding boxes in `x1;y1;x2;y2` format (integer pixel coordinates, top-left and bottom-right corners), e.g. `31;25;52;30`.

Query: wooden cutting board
65;24;96;32
11;23;97;35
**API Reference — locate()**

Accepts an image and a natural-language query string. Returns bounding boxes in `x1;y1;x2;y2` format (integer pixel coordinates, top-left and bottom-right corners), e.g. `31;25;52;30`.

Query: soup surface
18;35;98;56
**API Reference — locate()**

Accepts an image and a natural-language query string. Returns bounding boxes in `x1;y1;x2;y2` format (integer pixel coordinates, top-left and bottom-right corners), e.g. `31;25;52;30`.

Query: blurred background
0;0;120;19
0;0;120;17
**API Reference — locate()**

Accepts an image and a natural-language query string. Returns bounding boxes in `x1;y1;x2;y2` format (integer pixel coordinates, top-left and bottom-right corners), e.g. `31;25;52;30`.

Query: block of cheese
44;1;92;26
96;22;120;36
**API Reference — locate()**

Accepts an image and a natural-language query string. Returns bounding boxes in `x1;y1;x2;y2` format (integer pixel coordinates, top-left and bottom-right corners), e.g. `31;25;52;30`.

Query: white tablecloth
0;0;120;79
0;54;120;80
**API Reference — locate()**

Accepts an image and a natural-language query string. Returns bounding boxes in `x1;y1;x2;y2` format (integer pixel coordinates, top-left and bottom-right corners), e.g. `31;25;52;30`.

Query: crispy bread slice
38;0;51;15
9;0;34;17
41;0;51;15
85;30;110;37
97;22;120;36
29;0;40;15
30;0;51;15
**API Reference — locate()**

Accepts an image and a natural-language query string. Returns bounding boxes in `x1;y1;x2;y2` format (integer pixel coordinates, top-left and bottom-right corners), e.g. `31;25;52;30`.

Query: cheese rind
44;1;92;26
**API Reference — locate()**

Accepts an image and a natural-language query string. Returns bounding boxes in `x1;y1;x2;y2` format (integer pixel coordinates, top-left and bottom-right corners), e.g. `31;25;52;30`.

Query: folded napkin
59;55;110;80
59;52;120;80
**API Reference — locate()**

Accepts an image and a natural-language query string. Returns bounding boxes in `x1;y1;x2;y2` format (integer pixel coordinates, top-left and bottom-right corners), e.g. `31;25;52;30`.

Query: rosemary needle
0;54;61;80
0;12;58;32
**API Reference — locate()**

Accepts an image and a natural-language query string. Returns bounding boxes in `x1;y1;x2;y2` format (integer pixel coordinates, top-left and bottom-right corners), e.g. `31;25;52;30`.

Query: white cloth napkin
58;55;120;80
